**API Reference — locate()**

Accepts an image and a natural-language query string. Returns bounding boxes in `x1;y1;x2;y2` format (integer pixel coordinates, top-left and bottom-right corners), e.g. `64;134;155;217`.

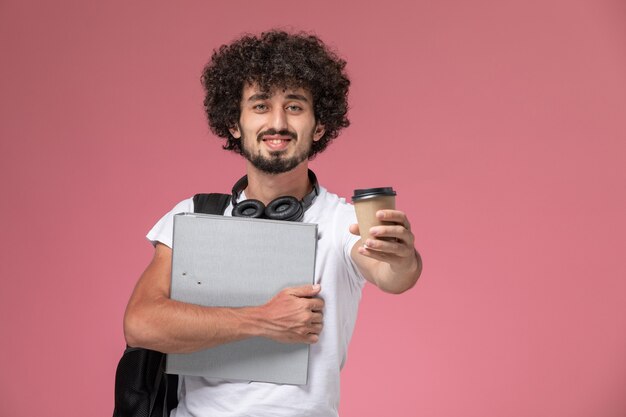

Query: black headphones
231;170;319;222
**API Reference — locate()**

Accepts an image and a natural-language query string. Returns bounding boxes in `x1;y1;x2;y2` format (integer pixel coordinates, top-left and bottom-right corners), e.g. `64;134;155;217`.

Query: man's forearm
124;296;264;353
123;243;265;353
372;249;422;293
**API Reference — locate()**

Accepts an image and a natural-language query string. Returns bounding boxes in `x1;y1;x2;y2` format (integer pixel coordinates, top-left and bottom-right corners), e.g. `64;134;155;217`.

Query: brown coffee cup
352;187;397;243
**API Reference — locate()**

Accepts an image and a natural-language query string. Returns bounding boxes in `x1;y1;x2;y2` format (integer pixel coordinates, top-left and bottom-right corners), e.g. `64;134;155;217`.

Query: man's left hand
350;210;421;293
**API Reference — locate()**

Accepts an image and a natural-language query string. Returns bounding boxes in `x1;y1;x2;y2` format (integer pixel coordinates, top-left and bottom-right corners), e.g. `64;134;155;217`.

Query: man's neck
244;162;312;205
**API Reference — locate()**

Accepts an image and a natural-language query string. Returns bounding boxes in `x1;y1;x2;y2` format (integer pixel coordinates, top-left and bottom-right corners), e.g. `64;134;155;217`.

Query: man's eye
253;104;268;111
286;105;302;112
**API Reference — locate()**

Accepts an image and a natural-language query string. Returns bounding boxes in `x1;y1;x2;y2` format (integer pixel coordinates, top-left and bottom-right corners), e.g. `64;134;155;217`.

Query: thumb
349;223;360;236
288;284;321;298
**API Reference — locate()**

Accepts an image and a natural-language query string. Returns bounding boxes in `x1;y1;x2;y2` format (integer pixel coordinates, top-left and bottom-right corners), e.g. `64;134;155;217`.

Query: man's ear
229;124;242;139
313;123;325;142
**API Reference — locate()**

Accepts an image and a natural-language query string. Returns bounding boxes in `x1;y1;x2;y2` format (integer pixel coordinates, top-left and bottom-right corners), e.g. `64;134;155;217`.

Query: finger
288;284;321;298
349;223;360;236
309;311;324;323
376;210;411;230
363;238;414;258
308;323;323;334
364;237;402;252
370;225;414;244
357;245;397;262
308;299;325;312
358;246;410;264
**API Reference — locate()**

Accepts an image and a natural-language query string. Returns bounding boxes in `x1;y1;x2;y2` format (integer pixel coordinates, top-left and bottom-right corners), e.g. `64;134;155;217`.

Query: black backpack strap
113;347;171;417
114;193;230;417
193;193;231;215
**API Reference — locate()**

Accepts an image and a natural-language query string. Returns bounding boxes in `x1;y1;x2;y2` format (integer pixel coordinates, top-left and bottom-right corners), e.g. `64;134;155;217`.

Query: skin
123;83;421;353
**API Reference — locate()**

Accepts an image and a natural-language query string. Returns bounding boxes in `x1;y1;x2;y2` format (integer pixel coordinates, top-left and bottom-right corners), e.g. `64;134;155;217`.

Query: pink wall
1;1;625;416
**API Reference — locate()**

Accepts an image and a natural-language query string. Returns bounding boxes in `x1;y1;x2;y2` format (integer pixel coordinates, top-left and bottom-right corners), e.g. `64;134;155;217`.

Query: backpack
113;193;230;417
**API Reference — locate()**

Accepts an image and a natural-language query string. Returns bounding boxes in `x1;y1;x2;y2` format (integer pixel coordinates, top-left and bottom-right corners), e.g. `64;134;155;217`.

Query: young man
124;30;422;416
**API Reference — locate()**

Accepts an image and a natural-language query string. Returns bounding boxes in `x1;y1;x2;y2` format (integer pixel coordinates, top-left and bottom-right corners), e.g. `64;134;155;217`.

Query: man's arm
124;243;324;353
350;209;422;294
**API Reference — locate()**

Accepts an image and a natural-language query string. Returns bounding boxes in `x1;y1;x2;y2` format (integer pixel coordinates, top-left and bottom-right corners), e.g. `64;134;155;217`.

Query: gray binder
166;213;317;385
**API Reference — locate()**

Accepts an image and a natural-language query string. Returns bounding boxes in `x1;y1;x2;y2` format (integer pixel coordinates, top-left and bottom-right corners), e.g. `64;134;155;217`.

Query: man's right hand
256;284;324;344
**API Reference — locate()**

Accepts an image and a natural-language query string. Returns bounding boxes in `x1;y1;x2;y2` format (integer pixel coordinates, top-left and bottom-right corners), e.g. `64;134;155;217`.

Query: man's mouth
258;130;297;151
262;135;292;150
263;136;292;144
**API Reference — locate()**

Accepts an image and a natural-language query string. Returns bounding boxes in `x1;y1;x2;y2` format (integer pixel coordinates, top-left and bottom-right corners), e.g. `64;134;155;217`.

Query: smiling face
229;83;325;174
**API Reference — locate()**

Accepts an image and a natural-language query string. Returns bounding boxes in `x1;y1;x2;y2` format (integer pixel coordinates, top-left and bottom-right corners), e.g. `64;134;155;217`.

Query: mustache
257;129;297;141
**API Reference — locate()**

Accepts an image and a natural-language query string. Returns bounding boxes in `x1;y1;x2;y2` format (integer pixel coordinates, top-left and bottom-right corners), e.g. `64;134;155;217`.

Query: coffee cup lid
352;187;396;201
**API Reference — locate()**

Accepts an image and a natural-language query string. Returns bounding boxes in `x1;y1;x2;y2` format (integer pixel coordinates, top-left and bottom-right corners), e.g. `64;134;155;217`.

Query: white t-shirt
147;186;366;417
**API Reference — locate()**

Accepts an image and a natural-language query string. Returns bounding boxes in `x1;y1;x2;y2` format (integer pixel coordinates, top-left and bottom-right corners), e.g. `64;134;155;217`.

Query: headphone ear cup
232;199;266;218
265;196;304;222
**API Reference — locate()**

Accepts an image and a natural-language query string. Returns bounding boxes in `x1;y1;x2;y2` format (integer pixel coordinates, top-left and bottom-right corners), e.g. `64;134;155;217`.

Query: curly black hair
201;30;350;158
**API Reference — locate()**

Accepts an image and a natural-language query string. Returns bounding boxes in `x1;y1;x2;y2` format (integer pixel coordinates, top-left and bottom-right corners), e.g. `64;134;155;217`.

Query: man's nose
270;108;289;131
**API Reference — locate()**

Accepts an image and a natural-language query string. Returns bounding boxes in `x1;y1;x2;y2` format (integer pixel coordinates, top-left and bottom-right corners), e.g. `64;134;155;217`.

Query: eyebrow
246;92;310;102
247;92;270;102
285;93;309;102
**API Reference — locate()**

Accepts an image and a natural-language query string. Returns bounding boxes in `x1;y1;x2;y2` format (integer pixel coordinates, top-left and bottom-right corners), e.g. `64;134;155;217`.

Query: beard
240;128;313;175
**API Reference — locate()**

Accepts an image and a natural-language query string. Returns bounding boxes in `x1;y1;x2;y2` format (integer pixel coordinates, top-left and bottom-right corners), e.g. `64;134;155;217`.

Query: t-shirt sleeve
339;205;367;287
146;198;195;248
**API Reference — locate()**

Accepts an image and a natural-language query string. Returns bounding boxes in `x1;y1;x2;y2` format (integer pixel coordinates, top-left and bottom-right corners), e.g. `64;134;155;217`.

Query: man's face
229;83;325;174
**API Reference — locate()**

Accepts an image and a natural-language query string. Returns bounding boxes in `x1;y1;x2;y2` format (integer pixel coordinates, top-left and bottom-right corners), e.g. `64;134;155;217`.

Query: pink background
1;1;625;416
